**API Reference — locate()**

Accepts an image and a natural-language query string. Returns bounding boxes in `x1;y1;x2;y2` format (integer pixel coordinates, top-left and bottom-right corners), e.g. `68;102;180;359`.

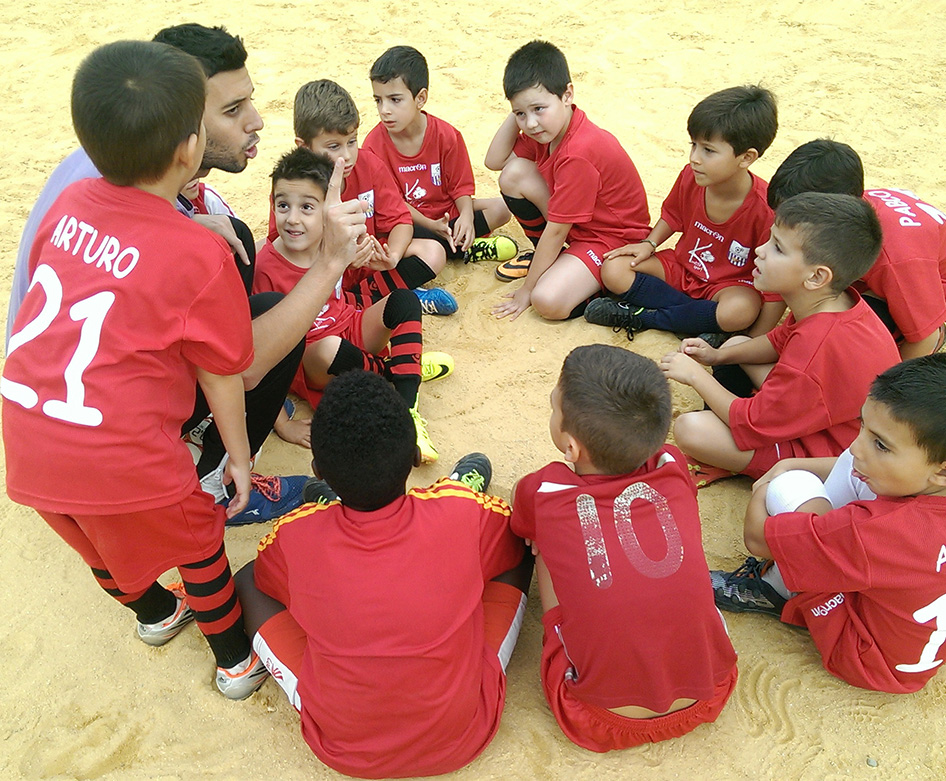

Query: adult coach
6;24;366;516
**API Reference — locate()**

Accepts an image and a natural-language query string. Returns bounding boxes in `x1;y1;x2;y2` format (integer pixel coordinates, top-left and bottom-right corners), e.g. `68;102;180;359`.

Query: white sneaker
215;650;269;700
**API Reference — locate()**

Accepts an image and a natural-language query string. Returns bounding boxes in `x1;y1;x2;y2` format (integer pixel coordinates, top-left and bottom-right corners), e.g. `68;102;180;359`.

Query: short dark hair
768;139;865;209
310;371;416;510
71;41;205;187
558;345;671;474
503;40;571;100
294;80;360;142
869;354;946;464
775;192;882;293
369;46;428;96
687;85;778;156
151;23;247;78
270;146;333;195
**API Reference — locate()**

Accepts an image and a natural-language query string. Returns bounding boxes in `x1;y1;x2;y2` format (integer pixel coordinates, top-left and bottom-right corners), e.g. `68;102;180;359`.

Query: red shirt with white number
2;179;253;514
511;449;736;712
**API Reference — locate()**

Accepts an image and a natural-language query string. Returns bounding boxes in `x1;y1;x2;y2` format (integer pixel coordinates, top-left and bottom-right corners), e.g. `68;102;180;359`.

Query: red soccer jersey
253;480;523;779
511;449;737;712
363;113;475;221
728;292;900;458
252;241;357;343
513;106;650;246
767;494;946;693
192;182;235;217
660;166;773;289
2;179;253;514
858;188;946;342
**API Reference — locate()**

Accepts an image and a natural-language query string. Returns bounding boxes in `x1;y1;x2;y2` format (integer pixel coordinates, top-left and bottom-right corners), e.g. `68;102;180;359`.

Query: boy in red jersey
587;85;778;338
254;147;447;463
234;370;531;778
486;40;652;321
660;193;901;487
363;45;516;264
712;355;946;693
1;41;268;698
511;345;737;751
767;139;946;359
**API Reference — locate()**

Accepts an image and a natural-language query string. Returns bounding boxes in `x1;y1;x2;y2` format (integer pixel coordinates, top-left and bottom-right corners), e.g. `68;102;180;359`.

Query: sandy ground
2;1;946;778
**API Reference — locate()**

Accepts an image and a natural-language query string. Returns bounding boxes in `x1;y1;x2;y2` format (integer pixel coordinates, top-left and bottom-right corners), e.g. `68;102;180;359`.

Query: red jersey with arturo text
767;494;946;693
363;113;475;221
513;106;650;247
2;179;253;514
859;188;946;342
511;449;736;712
253;479;523;778
660;166;773;291
729;292;899;459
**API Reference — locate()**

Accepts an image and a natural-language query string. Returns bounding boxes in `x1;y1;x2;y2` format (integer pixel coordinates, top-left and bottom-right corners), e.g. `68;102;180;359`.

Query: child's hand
451;212;475;253
223;459;252;519
602;242;654;267
365;237;398;271
493;286;531;320
431;212;457;253
524;538;540;556
659;350;703;386
274;415;312;448
351;234;376;268
751;459;809;492
678;337;719;366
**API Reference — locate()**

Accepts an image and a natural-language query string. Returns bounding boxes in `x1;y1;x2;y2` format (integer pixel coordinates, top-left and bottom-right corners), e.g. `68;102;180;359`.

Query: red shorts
293;309;372;408
540;607;737;752
659;249;761;303
254;580;527;710
564;238;628;285
743;439;811;479
38;483;226;593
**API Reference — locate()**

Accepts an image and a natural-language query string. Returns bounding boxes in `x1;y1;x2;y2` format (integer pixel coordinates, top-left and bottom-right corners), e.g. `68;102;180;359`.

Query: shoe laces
725;556;769;586
464;240;499;263
459;469;486;492
249;472;282;501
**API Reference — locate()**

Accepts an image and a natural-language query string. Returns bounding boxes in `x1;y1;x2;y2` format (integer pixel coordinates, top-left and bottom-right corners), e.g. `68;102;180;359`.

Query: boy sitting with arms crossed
234;370;531;778
486;40;651;321
586;85;778;339
767;138;946;359
254;147;446;463
363;45;516;264
660;192;901;486
511;345;738;752
712;355;946;693
2;41;267;698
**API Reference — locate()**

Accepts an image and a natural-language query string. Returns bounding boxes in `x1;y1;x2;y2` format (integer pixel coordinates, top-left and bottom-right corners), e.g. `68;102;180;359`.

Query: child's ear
413;445;423;468
562;433;582;465
738;148;759;168
804;264;834;291
179;132;202;173
310;458;322;479
414;88;428;110
294;137;306;148
928;462;946;489
562;83;574;107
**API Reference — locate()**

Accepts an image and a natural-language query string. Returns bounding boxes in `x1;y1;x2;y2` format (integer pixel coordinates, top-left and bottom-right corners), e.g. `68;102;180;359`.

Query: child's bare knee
601;260;632;294
498;157;539;197
673;412;705;453
716;297;762;332
530;287;571;320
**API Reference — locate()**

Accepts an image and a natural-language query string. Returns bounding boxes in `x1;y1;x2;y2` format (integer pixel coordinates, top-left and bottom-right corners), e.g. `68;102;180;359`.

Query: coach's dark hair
775;192;882;293
687;85;778;156
768;139;865;209
152;23;247;78
869;354;946;464
503;40;571;100
311;371;417;510
370;46;428;96
558;345;671;474
72;41;205;187
294;80;360;142
270;146;333;194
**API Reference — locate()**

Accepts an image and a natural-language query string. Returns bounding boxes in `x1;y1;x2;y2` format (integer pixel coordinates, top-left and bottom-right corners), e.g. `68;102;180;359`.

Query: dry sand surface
2;1;946;778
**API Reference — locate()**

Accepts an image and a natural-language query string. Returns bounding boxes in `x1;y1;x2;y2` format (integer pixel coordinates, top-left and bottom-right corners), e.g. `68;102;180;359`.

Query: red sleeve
255;524;293;607
368;155;412;234
659;168;688;234
863;251;946;342
547;155;601;225
509;470;541;541
512;133;540;162
441;124;476;201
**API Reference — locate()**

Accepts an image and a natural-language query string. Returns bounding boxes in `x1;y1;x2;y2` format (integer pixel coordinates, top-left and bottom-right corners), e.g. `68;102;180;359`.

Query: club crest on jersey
430;163;442;187
687;239;715;280
358;189;375;219
728;240;750;267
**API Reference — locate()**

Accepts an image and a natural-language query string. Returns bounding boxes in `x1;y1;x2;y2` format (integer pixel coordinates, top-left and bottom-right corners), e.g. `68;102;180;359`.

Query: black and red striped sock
502;194;546;248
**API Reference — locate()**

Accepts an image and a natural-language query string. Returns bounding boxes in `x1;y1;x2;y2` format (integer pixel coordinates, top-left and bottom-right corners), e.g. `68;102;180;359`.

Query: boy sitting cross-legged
511;345;737;752
234;370;532;778
587;85;778;339
712;355;946;693
660;192;901;487
253;147;448;463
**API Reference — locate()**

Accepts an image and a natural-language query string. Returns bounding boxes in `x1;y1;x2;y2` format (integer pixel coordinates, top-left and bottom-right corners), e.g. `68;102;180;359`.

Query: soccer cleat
137;583;195;647
302;477;339;505
421;351;454;383
583;298;648;341
414;287;458;316
495;251;533;281
449;453;492;493
410;405;439;464
225;473;308;526
685;455;737;489
710;557;787;618
464;236;518;263
215;651;269;700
